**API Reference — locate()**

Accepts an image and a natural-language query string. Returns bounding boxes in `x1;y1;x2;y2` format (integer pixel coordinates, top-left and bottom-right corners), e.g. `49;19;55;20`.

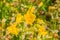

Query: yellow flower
38;26;48;36
7;23;19;35
38;2;43;7
38;26;45;32
36;19;47;36
16;13;23;24
24;6;36;24
26;6;35;14
24;13;36;24
30;6;35;13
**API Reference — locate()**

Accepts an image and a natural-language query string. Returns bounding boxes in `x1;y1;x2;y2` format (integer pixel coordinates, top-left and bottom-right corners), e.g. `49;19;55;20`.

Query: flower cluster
1;0;60;40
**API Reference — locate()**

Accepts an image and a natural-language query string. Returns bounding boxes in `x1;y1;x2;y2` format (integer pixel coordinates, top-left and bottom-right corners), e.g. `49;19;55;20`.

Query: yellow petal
38;2;43;7
16;13;23;24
